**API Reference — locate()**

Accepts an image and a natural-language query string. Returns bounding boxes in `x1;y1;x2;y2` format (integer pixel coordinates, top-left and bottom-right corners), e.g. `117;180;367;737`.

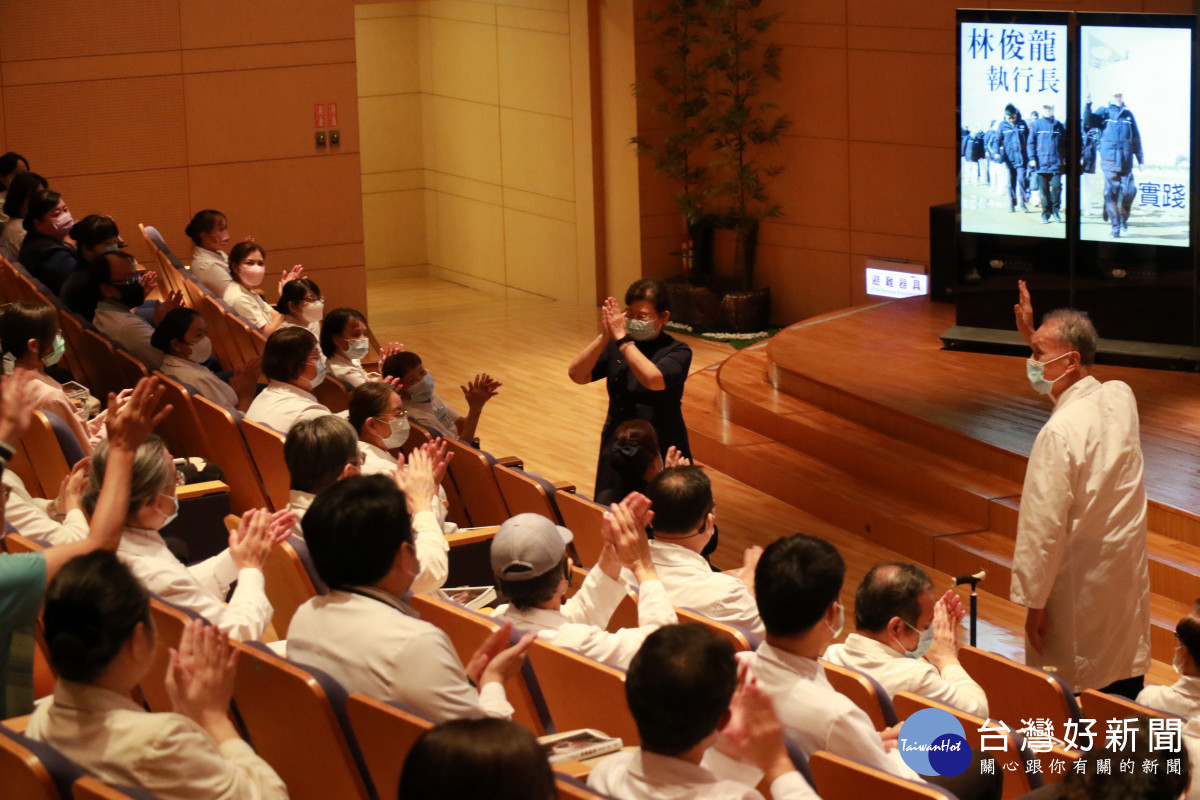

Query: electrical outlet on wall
330;130;340;146
315;131;327;148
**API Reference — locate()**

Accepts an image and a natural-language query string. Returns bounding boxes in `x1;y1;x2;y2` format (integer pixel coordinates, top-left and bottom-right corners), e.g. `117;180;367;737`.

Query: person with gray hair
1012;281;1150;697
284;414;360;529
823;562;988;716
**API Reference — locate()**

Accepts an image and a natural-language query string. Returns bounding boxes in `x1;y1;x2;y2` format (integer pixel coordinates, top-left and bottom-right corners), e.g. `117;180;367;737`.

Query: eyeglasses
376;410;408;421
108;277;140;287
623;309;659;322
304;296;325;305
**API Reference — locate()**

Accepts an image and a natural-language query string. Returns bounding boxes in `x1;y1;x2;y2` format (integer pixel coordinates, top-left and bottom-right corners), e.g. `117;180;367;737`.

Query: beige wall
0;0;367;312
356;0;597;303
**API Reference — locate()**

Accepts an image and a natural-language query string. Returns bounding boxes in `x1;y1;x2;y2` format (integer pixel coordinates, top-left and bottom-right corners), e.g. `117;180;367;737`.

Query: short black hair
497;557;568;611
854;563;932;633
0;152;29;183
2;172;47;219
285;416;358;493
70;215;120;255
1178;600;1200;666
23;189;62;233
646;466;711;536
150;307;201;354
0;300;57;359
1004;103;1017;116
184;209;225;246
348;382;394;434
320;307;366;358
399;718;556;800
43;551;151;682
626;624;737;756
275;277;321;317
262;327;317;382
624;278;671;314
755;534;845;638
381;350;422;380
303;475;412;590
84;250;136;292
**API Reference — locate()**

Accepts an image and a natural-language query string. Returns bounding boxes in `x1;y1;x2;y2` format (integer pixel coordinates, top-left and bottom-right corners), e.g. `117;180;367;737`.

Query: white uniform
2;218;25;260
632;540;764;640
588;748;820;800
286;585;513;723
244;379;330;434
406;392;461;439
189;246;231;296
160;354;239;413
493;569;677;670
1137;675;1200;719
328;351;369;388
26;681;287;800
746;643;922;782
222;281;274;329
357;441;457;535
1010;376;1151;691
823;633;988;717
93;301;162;368
117;525;273;641
2;469;89;545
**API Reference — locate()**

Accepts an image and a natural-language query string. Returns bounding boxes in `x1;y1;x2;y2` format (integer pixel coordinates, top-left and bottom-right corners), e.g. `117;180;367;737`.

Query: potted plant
635;0;788;332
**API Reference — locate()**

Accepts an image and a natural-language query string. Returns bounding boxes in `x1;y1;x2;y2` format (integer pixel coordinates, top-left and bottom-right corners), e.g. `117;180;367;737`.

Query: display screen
960;22;1069;238
1078;25;1191;246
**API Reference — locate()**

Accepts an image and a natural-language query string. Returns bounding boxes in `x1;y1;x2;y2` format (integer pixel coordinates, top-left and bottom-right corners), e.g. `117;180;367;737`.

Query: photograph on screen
960;22;1068;239
1079;25;1190;246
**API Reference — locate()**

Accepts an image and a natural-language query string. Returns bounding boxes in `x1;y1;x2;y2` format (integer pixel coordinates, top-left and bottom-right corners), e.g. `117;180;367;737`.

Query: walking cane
955;570;987;647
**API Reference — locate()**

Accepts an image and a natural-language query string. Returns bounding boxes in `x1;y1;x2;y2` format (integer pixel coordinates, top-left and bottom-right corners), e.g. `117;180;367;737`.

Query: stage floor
767;297;1200;515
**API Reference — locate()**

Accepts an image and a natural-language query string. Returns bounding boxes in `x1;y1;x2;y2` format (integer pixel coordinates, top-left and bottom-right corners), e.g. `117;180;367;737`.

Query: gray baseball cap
491;513;574;580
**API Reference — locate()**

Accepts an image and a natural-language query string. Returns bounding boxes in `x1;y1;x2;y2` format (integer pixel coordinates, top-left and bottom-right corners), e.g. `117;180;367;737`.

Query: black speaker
929;202;957;303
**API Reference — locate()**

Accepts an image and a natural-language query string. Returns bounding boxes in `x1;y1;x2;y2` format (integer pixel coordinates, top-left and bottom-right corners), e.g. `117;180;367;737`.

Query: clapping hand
166;621;240;740
601;297;627;340
1014;279;1034;345
105;377;171;453
462;374;500;411
277;265;304;295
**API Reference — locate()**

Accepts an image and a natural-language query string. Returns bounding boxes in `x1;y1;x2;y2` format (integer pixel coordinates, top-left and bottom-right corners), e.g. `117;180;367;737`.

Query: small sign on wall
314;103;326;128
328;102;339;127
866;259;928;299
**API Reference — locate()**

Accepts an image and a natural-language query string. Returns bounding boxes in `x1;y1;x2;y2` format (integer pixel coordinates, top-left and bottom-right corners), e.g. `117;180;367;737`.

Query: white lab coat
588;748;819;800
1137;675;1200;720
1010;375;1151;692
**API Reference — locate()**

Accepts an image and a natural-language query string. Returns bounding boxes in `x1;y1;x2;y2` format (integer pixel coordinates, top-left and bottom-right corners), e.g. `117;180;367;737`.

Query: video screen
959;22;1069;239
1079;25;1191;246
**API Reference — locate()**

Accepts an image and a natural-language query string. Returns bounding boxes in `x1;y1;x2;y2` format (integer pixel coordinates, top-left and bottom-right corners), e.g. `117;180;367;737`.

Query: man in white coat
1011;281;1151;696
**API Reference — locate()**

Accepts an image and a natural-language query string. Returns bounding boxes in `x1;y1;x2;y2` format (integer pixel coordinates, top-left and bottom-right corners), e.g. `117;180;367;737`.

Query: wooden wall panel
178;0;356;49
0;1;181;62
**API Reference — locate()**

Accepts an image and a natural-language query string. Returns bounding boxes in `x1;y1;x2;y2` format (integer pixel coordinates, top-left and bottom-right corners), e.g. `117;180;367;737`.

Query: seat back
313;374;351;414
56;310;103;396
79;330;128;401
239;418;289;512
151;372;213;463
808;751;958;800
71;777;160;800
554;491;607;567
1079;688;1178;722
408;593;548;734
674;607;752;652
820;659;899;730
526;639;639;745
441;438;510;527
492;464;562;522
139;597;203;714
39;410;87;469
0;725;80;800
261;535;321;638
21;411;72;501
893;691;1037;799
957;645;1082;729
191;396;270;514
345;694;433;800
138;224;188;299
233;642;376;800
194;294;240;371
112;347;150;389
223;310;267;365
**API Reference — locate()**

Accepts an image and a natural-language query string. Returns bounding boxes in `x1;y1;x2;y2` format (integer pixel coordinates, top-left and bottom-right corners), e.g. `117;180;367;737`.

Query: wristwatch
616;335;635;349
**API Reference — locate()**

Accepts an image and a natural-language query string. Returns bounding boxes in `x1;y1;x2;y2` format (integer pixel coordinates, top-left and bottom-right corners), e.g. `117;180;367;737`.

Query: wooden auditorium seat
312;374;352;414
191;395;271;514
344;694;433;800
525;639;639;745
111;348;150;389
956;645;1082;730
20;411;72;501
554;491;607;568
79;330;128;402
71;777;159;800
491;462;573;523
238;418;289;512
260;536;322;639
819;660;899;731
138;598;203;714
0;725;78;800
673;607;753;652
808;751;959;800
150;373;215;465
440;437;510;527
1079;688;1178;722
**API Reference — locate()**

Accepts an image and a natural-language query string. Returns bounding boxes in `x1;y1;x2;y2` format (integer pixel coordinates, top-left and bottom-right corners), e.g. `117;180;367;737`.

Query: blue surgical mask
382;415;410;449
904;622;935;660
42;333;66;367
1026;352;1071;395
345;337;370;361
156;492;179;528
407;374;434;403
626;318;658;341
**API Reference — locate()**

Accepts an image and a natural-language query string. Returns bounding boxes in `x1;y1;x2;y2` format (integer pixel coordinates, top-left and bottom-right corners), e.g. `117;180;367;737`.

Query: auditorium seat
0;724;80;800
21;411;74;497
112;348;150;389
526;639;639;746
956;645;1082;730
232;642;377;800
554;491;607;568
674;607;753;652
345;694;433;800
312;373;351;414
56;311;105;398
138;597;204;714
492;462;573;523
440;437;511;527
79;330;128;404
1079;688;1179;723
191;395;271;514
150;373;215;466
261;535;323;638
71;776;160;799
408;593;549;734
193;294;241;371
238;418;289;512
893;691;1039;800
819;660;899;731
808;751;959;800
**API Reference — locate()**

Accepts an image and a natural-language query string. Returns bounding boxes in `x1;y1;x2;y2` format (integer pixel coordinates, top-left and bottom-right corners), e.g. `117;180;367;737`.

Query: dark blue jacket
998;118;1028;167
1085;102;1143;174
1026;117;1066;174
17;232;80;296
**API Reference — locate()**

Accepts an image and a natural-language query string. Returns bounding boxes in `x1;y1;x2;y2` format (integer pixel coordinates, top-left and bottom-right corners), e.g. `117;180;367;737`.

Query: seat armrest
178;480;230;500
446;526;500;547
551;481;576;492
495;456;523;469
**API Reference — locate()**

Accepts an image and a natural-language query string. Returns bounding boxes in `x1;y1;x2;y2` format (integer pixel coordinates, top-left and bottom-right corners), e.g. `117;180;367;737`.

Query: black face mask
112;281;145;309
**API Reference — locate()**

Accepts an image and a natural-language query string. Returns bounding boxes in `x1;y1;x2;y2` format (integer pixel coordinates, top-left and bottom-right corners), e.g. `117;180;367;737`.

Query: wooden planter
666;278;771;333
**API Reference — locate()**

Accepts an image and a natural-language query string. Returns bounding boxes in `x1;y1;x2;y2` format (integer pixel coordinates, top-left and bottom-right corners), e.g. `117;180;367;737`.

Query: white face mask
1175;645;1187;675
381;415;410;449
187;335;213;364
1026;351;1072;395
155;492;180;529
345;337;369;361
301;301;324;324
827;603;845;640
407;374;434;403
902;621;935;660
240;264;266;287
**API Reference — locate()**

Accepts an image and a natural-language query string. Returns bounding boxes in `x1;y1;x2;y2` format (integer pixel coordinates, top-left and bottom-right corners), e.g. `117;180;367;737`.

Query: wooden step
718;347;1024;530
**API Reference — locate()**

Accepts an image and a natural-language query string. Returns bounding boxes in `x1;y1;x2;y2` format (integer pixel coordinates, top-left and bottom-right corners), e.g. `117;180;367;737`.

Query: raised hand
418;438;453;485
1014;279;1035;345
105;377;171;453
139;270;159;293
266;508;298;544
715;665;794;781
379;342;405;362
663;446;691;469
395;448;437;513
461;374;501;411
922;600;960;671
229;357;262;403
277;265;304;295
603;494;655;580
166;621;240;740
57;457;91;514
227;508;275;571
602;296;627;340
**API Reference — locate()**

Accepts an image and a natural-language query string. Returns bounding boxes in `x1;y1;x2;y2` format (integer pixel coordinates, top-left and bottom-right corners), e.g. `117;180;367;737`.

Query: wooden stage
683;295;1200;673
